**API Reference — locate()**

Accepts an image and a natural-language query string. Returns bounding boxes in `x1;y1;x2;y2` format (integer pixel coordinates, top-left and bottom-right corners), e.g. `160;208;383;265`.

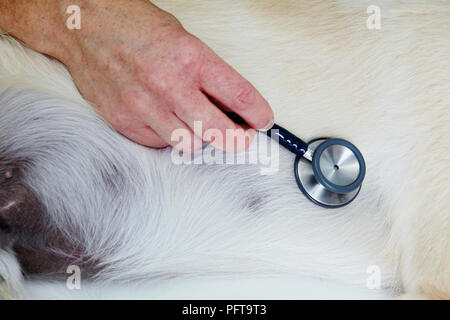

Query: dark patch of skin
245;193;266;214
0;165;99;278
100;162;127;196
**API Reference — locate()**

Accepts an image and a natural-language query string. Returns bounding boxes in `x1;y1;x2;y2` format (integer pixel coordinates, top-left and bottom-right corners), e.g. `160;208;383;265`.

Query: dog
0;0;448;299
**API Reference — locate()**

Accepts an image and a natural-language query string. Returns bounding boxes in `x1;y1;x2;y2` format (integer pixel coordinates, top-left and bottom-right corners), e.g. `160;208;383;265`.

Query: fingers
199;48;274;131
102;106;170;148
119;124;169;149
140;109;203;153
173;90;255;152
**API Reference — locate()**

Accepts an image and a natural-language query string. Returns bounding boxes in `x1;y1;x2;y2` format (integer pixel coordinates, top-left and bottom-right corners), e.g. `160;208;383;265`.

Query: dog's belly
0;0;448;299
0;86;395;297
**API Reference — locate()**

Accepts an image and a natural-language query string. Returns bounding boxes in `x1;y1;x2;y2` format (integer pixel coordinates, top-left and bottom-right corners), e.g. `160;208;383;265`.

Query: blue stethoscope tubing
225;112;366;208
266;123;309;157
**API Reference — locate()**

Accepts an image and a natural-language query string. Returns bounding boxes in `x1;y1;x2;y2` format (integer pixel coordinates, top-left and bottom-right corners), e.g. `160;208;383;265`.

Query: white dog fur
0;0;448;299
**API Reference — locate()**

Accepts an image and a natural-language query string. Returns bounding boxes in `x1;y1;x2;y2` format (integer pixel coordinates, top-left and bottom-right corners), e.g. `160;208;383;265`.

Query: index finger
198;48;274;131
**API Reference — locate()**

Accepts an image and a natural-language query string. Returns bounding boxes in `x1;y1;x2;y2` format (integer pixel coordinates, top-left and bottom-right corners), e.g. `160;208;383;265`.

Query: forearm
0;1;71;58
0;0;172;63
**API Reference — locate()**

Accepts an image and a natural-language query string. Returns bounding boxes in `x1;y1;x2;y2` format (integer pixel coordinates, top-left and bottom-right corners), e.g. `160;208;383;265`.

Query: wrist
53;0;185;66
0;0;184;67
0;0;78;62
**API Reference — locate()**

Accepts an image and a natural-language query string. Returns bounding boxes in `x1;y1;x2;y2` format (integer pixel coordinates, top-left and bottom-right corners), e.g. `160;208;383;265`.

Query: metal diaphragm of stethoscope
226;113;366;208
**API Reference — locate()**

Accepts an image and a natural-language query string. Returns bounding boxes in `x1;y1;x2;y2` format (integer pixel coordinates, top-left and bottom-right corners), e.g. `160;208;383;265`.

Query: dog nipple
1;201;17;211
4;170;13;179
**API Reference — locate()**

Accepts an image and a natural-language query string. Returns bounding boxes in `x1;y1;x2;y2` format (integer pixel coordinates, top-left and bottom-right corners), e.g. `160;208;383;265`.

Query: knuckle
232;82;256;110
120;90;152;115
152;77;172;97
138;63;173;98
174;35;203;72
144;70;175;99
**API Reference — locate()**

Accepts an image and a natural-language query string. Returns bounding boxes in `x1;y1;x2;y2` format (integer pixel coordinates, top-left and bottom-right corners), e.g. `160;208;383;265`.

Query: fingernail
258;118;274;132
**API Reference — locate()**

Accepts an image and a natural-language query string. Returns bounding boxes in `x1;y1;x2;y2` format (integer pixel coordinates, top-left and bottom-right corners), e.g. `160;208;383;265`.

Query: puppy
0;0;448;299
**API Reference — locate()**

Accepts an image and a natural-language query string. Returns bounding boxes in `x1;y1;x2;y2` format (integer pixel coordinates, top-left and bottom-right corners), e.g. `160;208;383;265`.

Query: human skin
0;0;274;152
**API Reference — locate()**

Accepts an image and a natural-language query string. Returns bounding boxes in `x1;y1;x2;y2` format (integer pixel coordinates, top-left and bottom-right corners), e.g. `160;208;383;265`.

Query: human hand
52;0;273;152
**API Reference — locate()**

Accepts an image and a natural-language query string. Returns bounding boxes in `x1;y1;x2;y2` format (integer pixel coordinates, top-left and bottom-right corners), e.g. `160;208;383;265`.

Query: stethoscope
266;123;366;208
227;113;366;208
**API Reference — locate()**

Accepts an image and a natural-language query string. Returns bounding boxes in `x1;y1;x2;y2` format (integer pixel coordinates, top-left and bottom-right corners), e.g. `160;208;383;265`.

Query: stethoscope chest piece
294;138;366;208
225;113;366;209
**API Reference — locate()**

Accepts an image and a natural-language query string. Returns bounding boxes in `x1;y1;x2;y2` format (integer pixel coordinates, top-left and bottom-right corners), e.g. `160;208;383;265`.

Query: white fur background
0;0;449;299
